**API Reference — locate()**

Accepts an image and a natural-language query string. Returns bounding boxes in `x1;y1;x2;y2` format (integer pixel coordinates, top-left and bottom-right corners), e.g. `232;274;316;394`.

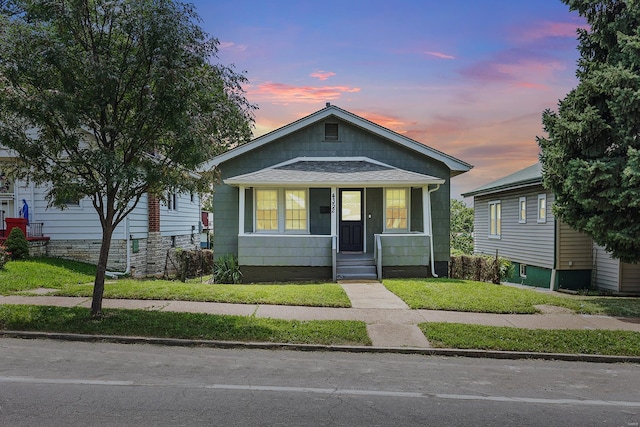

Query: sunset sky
192;0;587;200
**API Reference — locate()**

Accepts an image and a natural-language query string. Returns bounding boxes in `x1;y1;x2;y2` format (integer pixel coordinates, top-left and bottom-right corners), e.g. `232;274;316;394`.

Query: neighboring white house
462;163;640;294
0;147;201;276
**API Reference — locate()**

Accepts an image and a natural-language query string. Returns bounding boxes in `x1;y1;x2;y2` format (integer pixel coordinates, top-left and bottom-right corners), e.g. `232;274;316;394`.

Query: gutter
428;184;441;277
106;217;131;278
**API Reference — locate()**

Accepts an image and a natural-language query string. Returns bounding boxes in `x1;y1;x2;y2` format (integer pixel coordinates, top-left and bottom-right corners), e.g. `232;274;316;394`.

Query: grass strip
420;322;640;356
0;258;96;292
0;304;371;346
384;278;640;317
54;280;352;307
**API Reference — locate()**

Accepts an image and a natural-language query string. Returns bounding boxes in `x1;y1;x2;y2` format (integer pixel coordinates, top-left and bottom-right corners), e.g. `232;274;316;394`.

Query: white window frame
519;264;527;278
519;196;527;224
254;188;309;234
488;200;501;239
167;193;178;211
255;188;279;232
384;187;410;232
537;194;547;223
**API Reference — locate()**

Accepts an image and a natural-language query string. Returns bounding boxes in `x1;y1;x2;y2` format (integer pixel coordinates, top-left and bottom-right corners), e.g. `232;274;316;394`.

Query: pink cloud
310;70;336;81
424;51;456;60
249;82;361;103
355;111;411;133
518;21;589;41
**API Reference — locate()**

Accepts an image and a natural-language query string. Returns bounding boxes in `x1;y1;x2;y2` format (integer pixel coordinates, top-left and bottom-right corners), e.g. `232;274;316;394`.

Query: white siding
593;245;620;292
556;221;592;270
160;192;200;238
474;186;555;269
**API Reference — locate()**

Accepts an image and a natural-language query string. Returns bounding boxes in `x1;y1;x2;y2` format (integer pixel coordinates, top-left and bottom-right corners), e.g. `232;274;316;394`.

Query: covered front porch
226;157;445;282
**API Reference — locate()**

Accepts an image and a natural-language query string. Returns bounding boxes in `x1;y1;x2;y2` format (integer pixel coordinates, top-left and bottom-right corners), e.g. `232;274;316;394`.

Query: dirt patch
23;288;59;295
534;304;575;314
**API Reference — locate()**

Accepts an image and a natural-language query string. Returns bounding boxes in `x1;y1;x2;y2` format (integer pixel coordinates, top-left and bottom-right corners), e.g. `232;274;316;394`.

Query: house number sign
331;192;336;214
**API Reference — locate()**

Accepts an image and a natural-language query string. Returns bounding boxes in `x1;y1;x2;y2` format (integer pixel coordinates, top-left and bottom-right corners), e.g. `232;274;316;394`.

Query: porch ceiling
224;157;445;187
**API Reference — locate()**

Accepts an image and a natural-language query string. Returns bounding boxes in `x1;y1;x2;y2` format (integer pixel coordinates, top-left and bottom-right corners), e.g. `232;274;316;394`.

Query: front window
256;189;278;231
489;200;501;238
538;194;547;223
167;193;177;211
285;189;307;231
385;188;408;230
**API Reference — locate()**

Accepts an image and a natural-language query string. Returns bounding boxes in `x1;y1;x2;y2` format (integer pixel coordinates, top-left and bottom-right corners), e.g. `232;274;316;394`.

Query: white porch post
238;186;245;235
422;186;430;235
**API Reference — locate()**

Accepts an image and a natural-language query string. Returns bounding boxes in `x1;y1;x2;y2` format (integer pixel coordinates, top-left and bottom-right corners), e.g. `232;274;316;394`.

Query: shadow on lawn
578;297;640;318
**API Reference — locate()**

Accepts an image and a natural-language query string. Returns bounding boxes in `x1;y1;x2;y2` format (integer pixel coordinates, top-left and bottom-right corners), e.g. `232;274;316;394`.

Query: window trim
519;264;527;278
488;200;501;239
537;194;547;223
383;187;410;232
518;196;527;224
254;188;309;234
167;193;178;211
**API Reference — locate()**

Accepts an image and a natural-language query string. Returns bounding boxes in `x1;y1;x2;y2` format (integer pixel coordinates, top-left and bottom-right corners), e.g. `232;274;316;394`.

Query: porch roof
224;157;445;187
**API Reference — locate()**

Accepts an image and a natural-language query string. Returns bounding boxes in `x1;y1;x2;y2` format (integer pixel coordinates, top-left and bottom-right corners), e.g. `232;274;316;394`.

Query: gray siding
556;220;592;270
474;186;554;269
238;235;332;266
594;245;620;291
379;234;430;266
214;117;452;264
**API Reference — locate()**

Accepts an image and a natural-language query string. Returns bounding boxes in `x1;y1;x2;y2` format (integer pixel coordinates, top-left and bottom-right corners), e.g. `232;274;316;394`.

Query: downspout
427;184;441;278
106;217;131;278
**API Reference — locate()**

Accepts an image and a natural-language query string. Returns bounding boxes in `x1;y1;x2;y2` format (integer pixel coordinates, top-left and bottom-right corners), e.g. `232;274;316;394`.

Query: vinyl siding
160;192;200;237
556;220;592;270
620;263;640;293
238;235;332;266
474;186;554;269
593;245;620;291
214;118;451;265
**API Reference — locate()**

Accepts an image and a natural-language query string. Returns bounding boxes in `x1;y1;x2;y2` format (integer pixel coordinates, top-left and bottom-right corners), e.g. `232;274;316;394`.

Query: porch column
330;187;337;237
238;186;245;235
422;186;431;235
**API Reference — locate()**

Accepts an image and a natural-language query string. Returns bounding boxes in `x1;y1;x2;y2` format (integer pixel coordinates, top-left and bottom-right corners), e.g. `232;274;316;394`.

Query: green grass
0;258;96;292
420;322;640;356
384;278;640;317
0;304;371;346
55;280;351;307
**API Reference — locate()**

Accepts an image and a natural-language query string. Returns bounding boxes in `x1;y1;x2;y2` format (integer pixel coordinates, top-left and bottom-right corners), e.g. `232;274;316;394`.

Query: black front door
339;189;364;252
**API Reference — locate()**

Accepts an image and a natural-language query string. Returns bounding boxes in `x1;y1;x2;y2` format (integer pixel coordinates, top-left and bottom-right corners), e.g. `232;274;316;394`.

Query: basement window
519;264;527;278
324;123;339;141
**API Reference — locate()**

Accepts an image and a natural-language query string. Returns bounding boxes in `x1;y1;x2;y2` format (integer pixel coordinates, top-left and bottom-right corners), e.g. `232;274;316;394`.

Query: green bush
211;253;242;284
5;227;29;260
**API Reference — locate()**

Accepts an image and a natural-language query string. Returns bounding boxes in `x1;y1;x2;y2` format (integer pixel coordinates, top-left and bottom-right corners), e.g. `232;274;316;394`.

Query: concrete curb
3;330;639;364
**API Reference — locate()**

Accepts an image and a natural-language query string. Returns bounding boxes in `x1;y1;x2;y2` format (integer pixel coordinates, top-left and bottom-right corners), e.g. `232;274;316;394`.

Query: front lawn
384;278;640;317
0;258;96;292
56;280;352;307
420;322;640;356
0;304;370;346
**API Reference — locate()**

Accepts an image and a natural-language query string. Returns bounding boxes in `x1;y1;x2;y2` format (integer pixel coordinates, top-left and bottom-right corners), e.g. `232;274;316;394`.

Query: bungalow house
0;147;201;276
462;163;640;294
202;104;472;282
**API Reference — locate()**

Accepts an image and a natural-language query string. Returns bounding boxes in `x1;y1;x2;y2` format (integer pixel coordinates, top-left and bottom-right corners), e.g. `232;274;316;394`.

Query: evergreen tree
538;0;640;263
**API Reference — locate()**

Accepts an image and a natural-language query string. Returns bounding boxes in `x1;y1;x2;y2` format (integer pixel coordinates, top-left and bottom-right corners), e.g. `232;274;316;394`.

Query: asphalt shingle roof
461;163;542;197
224;158;445;187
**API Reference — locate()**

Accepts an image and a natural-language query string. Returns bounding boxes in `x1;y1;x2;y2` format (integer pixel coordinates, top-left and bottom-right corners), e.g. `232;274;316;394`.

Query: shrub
5;227;29;260
211;253;242;284
0;245;9;269
175;249;214;282
449;254;512;284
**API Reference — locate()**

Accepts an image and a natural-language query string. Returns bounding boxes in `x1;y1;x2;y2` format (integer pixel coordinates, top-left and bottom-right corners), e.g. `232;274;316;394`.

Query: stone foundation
44;234;198;277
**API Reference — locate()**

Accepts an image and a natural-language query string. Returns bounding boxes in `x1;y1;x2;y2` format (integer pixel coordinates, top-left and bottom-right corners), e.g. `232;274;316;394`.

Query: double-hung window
385;188;408;231
489;200;501;238
537;194;547;223
519;197;527;224
255;188;308;233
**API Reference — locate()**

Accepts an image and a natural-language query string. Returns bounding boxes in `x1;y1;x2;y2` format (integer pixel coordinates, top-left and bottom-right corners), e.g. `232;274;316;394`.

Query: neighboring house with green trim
462;163;640;293
202;104;472;282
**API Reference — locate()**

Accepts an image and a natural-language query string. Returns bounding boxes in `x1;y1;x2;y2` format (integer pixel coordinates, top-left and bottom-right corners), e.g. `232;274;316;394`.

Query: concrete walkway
1;282;639;349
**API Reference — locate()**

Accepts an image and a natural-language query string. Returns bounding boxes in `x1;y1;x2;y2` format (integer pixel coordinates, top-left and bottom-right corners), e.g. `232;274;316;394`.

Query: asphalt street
1;338;639;426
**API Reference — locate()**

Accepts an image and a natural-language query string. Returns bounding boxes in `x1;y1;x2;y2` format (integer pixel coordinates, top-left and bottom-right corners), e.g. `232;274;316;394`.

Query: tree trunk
91;224;114;318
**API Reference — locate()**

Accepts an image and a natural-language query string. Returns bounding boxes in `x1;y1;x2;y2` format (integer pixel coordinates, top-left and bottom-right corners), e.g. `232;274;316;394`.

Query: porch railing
0;222;44;238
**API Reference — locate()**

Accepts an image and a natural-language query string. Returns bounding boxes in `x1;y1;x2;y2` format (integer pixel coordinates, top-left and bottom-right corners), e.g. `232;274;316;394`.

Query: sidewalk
1;281;639;349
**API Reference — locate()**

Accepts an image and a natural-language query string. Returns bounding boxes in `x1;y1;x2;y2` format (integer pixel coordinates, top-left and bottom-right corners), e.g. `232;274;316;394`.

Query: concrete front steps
336;253;377;280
